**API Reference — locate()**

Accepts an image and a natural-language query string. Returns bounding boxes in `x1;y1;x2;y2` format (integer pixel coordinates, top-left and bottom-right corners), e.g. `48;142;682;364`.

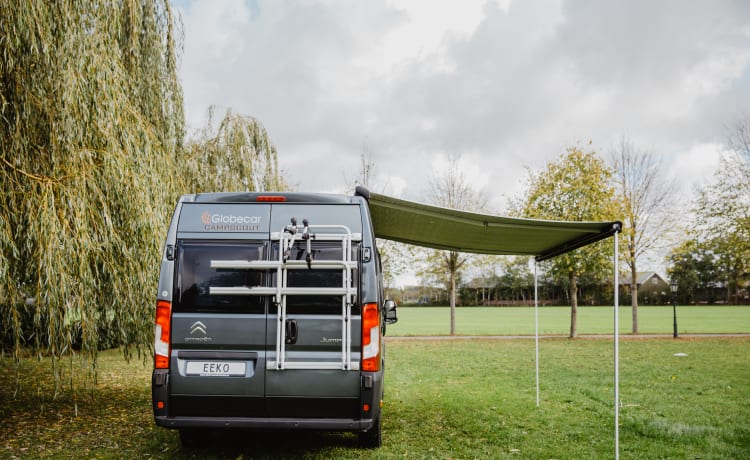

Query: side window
174;241;266;314
271;241;360;315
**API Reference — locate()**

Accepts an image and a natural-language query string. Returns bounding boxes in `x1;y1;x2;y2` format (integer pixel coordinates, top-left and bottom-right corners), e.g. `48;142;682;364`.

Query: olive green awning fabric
363;189;621;261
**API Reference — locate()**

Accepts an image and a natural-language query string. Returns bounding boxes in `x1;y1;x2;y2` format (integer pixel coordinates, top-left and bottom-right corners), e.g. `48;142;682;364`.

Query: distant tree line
397;126;750;337
396;265;741;308
667;118;750;305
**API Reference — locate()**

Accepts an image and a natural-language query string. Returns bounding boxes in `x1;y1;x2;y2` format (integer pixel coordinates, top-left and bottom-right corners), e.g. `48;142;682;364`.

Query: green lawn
1;338;749;459
387;305;750;336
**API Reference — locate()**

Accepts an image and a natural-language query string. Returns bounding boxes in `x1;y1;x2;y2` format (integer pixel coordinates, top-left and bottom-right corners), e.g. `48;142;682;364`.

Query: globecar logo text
201;211;262;231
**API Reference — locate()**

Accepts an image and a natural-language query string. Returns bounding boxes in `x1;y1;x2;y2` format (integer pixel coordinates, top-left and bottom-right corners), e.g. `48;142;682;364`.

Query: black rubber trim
177;351;258;360
354;185;370;200
155;415;374;431
170;395;265;417
266;396;359;419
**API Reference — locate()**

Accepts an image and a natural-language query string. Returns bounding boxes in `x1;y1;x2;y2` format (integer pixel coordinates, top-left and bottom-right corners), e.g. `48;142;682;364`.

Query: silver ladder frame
209;224;361;371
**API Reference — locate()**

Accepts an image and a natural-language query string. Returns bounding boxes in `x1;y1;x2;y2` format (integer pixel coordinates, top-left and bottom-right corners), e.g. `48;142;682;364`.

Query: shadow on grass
0;356;370;459
172;429;361;458
1;389;366;459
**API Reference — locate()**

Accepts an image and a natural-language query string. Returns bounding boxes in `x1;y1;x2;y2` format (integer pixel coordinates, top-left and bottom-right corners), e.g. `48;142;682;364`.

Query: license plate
186;361;246;377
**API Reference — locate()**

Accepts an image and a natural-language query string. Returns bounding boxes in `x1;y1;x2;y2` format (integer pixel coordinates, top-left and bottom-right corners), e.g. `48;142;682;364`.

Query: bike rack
209;221;361;371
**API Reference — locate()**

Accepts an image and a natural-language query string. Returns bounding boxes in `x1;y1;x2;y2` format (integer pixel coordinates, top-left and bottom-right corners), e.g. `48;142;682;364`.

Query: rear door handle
285;319;298;344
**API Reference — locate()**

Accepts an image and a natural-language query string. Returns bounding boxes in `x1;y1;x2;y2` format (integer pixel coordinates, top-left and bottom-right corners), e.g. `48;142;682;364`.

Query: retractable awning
357;186;625;459
360;187;621;260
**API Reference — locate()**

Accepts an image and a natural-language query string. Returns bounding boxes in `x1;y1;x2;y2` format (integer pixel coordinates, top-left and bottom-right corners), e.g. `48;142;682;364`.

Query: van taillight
154;300;171;369
362;302;380;372
256;195;286;202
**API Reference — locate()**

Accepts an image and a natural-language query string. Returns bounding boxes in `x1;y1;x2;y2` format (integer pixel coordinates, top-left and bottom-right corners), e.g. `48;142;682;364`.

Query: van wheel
358;416;382;448
179;428;203;448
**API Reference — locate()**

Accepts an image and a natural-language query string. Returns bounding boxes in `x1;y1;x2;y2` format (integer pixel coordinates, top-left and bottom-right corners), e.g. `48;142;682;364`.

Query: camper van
151;188;397;448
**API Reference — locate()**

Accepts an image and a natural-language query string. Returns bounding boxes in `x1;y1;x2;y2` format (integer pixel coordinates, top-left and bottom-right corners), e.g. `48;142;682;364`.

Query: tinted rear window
174;241;266;313
271;242;359;315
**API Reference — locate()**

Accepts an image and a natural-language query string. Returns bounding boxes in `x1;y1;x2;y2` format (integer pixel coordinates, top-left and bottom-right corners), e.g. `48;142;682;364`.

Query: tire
358;416;382;448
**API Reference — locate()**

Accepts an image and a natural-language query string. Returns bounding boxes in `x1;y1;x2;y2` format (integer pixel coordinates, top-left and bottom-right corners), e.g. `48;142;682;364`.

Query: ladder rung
210;286;357;296
271;232;362;241
211;260;357;270
266;361;360;371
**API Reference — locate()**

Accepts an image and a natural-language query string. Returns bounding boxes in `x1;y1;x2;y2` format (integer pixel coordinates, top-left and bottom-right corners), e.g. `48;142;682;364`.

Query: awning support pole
614;227;620;460
534;260;540;407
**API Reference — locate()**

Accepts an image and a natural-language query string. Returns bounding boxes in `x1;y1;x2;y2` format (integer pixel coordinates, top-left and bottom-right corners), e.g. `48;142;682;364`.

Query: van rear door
168;204;270;418
264;204;364;419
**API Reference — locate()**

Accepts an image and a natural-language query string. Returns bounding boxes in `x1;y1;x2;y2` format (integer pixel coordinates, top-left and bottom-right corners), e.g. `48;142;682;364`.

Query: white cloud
671;143;723;195
176;0;750;215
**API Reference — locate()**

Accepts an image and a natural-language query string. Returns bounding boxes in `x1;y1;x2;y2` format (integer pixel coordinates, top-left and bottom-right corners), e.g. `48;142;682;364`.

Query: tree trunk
569;272;578;338
630;258;639;334
450;271;456;335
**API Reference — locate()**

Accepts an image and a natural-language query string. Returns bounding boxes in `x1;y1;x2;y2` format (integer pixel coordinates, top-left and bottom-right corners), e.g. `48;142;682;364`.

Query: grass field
1;337;749;459
387;305;750;336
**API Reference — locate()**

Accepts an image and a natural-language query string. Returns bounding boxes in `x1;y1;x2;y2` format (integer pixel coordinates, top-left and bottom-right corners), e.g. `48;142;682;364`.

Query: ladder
209;222;361;371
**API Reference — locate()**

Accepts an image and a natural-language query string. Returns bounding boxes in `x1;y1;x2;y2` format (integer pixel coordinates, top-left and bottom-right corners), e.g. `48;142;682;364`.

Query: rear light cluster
154;300;171;369
155;299;382;372
361;302;380;372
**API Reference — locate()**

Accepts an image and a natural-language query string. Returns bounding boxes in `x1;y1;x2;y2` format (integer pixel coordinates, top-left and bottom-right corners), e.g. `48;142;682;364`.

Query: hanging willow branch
0;1;184;392
182;106;289;193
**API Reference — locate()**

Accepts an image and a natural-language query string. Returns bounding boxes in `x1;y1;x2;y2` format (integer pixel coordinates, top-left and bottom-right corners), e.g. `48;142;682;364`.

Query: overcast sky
175;0;750;214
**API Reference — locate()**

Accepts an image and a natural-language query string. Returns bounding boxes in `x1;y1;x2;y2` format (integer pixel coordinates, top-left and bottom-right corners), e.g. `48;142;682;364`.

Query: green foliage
667;238;740;304
519;146;617;278
515;144;618;336
0;1;184;377
182;106;288;193
498;256;535;302
0;2;286;394
691;151;750;303
662;116;750;306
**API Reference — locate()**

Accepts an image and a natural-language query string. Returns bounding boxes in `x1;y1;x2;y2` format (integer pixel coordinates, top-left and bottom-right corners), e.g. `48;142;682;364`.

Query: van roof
193;192;354;204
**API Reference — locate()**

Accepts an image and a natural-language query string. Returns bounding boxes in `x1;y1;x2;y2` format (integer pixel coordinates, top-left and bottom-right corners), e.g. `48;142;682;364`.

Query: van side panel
355;196;385;426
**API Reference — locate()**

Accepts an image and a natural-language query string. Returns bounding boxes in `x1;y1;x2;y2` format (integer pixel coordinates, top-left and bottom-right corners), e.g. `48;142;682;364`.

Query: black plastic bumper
155;415;374;431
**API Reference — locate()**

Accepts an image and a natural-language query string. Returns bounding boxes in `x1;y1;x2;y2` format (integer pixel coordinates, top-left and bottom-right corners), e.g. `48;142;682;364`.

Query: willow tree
516;145;618;338
0;1;184;385
182;107;288;193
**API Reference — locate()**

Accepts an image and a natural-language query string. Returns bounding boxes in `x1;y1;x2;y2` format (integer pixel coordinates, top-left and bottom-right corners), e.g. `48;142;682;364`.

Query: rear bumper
155;415;374;431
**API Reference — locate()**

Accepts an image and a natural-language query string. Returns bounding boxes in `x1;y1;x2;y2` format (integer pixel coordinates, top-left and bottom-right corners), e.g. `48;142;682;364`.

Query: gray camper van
151;188;397;448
